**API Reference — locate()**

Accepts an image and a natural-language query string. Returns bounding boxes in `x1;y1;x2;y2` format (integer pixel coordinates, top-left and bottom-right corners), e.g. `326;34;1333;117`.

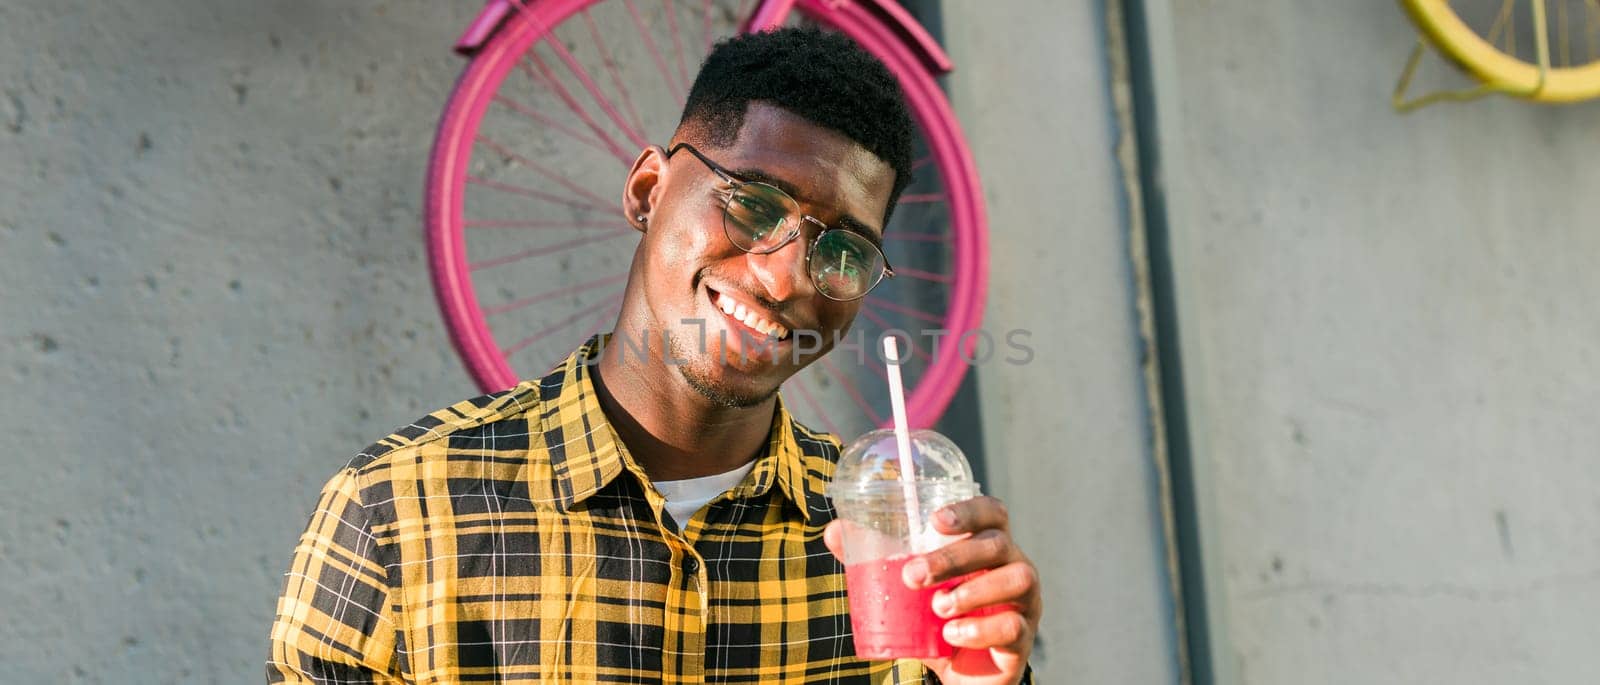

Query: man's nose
746;234;814;302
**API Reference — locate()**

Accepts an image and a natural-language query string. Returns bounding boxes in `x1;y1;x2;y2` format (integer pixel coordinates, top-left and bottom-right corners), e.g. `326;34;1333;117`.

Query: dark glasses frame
665;142;895;301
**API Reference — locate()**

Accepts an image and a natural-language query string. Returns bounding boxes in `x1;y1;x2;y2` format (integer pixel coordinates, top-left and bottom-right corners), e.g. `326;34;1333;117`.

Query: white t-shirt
654;461;757;529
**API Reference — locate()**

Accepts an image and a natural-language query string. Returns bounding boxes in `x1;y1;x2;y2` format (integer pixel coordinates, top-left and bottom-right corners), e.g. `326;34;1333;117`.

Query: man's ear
623;145;668;233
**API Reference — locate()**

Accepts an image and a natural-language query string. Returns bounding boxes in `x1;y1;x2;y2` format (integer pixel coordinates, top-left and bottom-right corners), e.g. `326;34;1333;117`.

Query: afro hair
675;27;915;222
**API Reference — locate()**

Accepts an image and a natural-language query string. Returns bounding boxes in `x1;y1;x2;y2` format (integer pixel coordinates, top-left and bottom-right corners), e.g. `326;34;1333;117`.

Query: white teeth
713;291;787;339
760;320;788;339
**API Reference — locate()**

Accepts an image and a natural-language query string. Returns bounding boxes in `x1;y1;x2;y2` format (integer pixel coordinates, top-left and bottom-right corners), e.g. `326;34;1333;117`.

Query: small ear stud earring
635;214;647;224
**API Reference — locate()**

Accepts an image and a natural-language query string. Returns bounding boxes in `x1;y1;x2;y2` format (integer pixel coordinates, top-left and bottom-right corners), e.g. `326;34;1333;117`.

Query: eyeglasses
666;142;894;302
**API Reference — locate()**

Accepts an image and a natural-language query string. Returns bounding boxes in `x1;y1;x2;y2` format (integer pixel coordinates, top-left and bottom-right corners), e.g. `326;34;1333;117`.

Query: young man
268;28;1039;684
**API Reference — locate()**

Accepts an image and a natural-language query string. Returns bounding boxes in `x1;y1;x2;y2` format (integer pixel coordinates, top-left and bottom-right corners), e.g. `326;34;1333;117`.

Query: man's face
624;103;896;408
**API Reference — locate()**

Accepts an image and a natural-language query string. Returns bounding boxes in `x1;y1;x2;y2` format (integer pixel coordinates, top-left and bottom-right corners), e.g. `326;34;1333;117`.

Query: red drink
844;554;953;659
830;429;984;660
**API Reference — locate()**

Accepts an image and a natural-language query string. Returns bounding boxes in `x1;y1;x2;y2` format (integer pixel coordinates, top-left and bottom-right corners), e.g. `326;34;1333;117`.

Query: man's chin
664;330;791;408
675;359;779;409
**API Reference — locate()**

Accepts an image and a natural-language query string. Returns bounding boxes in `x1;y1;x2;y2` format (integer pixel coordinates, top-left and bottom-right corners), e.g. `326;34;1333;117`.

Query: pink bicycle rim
425;0;989;429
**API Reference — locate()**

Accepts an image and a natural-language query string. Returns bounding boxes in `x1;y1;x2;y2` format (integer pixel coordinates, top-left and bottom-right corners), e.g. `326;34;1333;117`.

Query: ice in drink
844;554;956;658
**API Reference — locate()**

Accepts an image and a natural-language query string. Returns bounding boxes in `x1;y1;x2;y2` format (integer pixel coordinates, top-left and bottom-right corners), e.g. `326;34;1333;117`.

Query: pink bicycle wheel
425;0;987;436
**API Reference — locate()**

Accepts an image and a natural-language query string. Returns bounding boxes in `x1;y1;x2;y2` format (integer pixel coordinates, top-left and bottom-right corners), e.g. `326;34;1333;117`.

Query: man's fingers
906;529;1015;586
940;609;1033;652
822;520;845;561
930;561;1039;619
932;495;1010;535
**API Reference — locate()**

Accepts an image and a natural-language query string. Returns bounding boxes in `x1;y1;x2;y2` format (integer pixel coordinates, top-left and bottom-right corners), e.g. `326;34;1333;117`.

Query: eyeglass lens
721;183;885;300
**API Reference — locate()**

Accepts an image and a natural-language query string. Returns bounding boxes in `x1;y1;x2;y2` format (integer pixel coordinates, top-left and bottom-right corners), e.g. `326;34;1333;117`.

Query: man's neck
591;338;776;482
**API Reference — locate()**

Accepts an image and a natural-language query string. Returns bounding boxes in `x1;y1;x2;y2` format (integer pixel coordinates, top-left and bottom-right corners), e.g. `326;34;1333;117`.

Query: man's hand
824;496;1041;685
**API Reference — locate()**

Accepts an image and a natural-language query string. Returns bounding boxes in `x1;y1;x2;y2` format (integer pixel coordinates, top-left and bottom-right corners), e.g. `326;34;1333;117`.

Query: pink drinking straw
882;337;923;548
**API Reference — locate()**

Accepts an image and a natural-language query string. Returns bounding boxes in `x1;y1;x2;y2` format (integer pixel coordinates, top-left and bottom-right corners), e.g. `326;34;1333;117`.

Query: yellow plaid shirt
267;336;950;683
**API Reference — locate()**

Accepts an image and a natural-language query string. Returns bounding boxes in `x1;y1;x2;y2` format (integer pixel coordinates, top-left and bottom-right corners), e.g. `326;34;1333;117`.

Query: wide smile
706;286;792;343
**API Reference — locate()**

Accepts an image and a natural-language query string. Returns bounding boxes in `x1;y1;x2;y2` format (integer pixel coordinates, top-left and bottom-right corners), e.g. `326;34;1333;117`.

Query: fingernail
942;620;972;644
931;591;956;618
902;558;930;587
937;508;959;528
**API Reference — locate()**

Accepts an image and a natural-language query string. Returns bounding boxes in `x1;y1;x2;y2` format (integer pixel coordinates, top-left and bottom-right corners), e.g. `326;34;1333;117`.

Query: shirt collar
530;335;831;522
727;392;830;522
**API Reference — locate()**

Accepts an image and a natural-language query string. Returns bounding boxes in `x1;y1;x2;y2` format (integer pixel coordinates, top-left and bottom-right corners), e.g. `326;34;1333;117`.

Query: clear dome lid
830;429;976;494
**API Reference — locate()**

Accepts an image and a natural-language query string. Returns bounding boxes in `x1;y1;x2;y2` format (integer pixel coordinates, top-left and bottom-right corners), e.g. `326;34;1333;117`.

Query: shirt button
685;557;700;573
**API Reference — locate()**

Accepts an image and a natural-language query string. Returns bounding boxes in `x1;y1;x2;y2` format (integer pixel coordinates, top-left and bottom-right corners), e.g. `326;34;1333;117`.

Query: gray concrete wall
1;2;480;681
23;0;1590;684
942;2;1184;684
1148;2;1600;683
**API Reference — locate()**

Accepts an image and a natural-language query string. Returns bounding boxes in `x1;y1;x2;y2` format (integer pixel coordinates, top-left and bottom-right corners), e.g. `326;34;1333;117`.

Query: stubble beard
666;330;778;409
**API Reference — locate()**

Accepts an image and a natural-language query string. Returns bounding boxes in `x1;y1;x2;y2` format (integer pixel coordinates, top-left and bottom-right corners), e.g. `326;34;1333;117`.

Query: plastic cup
829;428;981;660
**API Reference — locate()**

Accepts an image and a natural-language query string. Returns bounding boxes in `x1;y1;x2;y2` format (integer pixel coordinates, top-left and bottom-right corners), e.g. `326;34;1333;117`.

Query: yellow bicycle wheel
1402;0;1600;102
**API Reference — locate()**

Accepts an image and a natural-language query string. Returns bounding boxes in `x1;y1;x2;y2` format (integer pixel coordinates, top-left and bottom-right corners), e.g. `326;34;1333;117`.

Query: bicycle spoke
504;292;627;357
581;8;651;139
484;275;630;317
702;0;715;55
467;176;613;213
537;32;653;149
522;51;639;163
465;219;630;230
493;94;629;165
864;297;946;325
819;357;885;426
789;379;843;437
663;0;693;91
884;232;951;243
1487;0;1514;50
517;50;558;92
890;266;954;285
1508;1;1517;56
854;306;934;364
469;229;634;271
1560;0;1571;67
1588;0;1600;60
530;302;622;374
861;356;890;383
626;0;689;104
477;136;617;209
580;299;623;343
912;155;934;171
